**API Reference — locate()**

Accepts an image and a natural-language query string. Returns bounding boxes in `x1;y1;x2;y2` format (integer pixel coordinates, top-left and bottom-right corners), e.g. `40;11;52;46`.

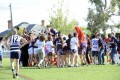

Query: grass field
0;58;120;80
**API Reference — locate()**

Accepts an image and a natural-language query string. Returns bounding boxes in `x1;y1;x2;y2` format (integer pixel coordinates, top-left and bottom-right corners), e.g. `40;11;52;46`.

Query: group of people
0;25;120;79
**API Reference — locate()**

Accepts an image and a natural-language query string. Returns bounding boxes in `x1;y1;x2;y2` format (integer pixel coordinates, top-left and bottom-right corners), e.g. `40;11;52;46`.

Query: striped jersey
10;35;22;52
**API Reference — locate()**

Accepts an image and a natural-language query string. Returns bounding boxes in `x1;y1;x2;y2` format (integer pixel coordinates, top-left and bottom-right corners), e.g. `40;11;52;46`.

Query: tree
86;0;118;35
49;0;76;35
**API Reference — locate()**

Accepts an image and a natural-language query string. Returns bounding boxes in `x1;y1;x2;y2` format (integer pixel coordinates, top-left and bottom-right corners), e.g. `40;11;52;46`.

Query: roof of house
0;29;11;37
14;22;29;28
0;22;29;37
26;24;36;31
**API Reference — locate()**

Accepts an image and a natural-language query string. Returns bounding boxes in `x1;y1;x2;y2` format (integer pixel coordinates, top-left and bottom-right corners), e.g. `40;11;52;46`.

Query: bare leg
75;53;78;66
57;53;60;67
71;53;75;66
34;54;38;64
10;59;14;74
16;59;19;74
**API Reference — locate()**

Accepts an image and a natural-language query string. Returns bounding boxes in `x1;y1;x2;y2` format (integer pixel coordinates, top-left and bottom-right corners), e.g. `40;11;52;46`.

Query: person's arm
76;38;79;48
51;41;54;48
20;37;28;48
6;37;11;50
98;39;102;52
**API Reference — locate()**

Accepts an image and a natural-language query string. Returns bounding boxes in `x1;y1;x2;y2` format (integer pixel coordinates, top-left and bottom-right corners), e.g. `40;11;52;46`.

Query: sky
0;0;91;32
0;0;120;33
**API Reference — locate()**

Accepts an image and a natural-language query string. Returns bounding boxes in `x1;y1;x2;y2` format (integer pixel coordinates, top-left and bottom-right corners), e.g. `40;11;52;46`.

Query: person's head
12;28;17;35
111;32;115;37
29;32;33;40
68;34;72;39
46;25;50;28
41;20;45;26
58;31;61;35
92;34;96;39
86;34;90;38
119;36;120;40
47;36;52;41
39;35;45;41
73;32;77;37
58;33;62;38
63;37;66;41
96;33;101;39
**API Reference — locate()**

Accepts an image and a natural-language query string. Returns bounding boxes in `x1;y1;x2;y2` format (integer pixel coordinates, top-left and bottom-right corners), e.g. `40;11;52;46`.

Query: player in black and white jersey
6;28;27;78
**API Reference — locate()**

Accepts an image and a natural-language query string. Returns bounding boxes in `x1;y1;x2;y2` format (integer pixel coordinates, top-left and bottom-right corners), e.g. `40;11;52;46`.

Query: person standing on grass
6;28;27;78
108;32;117;65
86;35;91;64
45;36;54;67
55;33;64;67
91;34;99;65
70;32;79;67
105;34;111;64
66;34;72;66
28;33;34;67
33;37;39;66
96;33;105;65
111;35;120;64
78;35;87;66
37;35;45;68
0;37;3;67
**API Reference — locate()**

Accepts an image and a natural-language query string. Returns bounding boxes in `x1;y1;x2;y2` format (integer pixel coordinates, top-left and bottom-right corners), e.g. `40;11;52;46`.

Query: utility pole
9;3;13;29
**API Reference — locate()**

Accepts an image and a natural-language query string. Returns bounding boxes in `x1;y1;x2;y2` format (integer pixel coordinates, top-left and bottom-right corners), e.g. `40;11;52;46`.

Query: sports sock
12;69;14;74
16;73;18;76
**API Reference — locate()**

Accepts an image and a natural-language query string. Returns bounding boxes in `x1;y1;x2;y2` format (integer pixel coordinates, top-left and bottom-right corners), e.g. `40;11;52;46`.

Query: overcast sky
0;0;120;33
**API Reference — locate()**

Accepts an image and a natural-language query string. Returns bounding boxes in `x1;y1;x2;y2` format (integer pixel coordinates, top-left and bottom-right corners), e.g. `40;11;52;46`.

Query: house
26;24;44;35
0;22;44;37
0;22;29;37
0;29;11;37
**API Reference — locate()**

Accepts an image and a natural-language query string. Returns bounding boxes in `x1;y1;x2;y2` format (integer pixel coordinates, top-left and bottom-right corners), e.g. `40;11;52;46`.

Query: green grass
0;58;120;80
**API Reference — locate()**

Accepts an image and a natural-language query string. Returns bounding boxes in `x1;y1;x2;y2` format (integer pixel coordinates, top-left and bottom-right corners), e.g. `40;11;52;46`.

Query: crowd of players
1;25;120;67
0;25;120;78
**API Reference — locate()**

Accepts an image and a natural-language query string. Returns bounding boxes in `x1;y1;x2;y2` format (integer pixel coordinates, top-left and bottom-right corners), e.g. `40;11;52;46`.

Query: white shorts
34;48;38;55
28;48;33;55
106;48;111;53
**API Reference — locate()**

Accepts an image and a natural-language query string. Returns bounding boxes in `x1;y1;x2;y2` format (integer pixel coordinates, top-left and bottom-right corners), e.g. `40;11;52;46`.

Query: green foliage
17;26;24;36
81;27;91;35
49;0;76;35
87;0;118;35
116;33;120;38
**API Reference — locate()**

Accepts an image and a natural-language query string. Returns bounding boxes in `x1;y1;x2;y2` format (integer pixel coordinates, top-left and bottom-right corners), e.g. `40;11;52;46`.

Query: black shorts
78;46;86;54
0;55;2;61
10;52;20;59
71;49;77;54
92;51;98;57
47;52;53;56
